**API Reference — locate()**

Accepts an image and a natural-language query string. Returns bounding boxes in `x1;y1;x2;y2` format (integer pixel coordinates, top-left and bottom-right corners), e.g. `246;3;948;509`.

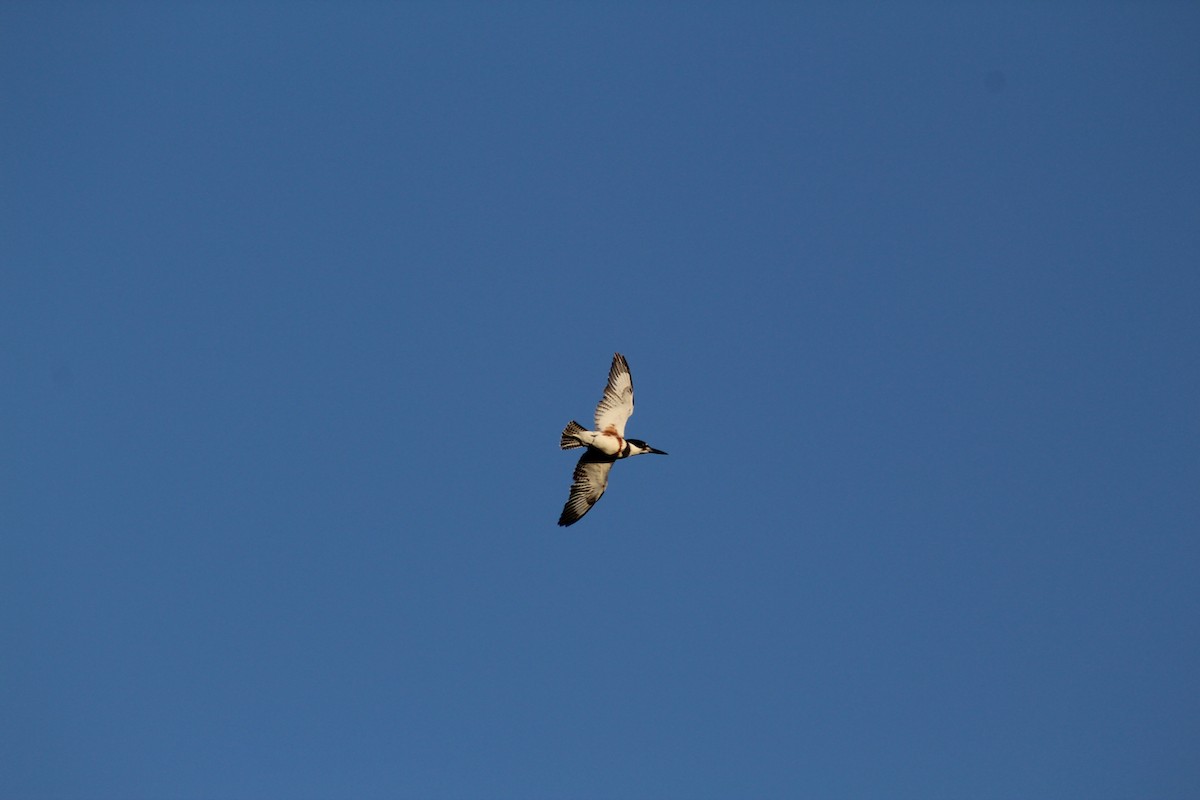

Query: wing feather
558;450;615;527
593;352;634;437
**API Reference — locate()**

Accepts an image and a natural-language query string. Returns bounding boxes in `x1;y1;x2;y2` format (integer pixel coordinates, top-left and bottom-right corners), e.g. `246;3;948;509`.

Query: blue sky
3;3;1198;798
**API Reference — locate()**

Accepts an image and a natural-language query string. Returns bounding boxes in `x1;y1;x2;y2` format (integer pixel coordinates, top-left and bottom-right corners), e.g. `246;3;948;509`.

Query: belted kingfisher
558;352;667;527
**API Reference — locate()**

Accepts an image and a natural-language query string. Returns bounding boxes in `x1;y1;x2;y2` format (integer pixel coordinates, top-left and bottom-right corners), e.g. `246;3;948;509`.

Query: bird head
626;438;668;456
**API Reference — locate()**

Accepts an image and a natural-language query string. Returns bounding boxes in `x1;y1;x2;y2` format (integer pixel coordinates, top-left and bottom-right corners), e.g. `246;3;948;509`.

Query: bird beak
648;447;668;455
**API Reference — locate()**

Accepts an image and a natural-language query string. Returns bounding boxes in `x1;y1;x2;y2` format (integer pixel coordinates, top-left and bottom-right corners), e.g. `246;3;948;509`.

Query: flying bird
558;352;667;526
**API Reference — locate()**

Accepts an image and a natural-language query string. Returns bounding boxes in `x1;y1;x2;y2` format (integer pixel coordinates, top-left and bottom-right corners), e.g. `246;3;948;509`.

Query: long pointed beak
648;447;668;455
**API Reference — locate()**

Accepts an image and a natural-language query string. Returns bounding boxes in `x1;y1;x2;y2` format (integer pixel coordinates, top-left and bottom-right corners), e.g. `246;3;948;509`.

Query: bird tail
560;420;587;450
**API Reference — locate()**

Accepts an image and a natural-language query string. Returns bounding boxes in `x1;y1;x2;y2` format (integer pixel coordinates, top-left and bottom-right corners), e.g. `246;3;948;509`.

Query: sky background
3;3;1199;798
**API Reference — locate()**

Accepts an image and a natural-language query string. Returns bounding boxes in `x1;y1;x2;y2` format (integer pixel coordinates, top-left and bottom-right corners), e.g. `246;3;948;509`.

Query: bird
558;352;667;527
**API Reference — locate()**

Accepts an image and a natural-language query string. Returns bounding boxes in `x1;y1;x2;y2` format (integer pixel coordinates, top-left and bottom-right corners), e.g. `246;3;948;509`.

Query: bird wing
558;450;615;527
593;352;634;437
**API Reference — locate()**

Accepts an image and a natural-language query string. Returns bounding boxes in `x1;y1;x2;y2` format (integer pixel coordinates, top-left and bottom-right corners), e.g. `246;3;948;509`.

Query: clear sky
3;3;1198;798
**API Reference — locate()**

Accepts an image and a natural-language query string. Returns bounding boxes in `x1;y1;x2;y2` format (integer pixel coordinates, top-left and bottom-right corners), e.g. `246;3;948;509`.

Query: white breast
591;433;623;456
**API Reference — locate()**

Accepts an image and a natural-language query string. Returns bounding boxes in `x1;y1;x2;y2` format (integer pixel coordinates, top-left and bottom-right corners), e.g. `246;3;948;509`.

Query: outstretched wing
558;450;616;527
593;352;634;437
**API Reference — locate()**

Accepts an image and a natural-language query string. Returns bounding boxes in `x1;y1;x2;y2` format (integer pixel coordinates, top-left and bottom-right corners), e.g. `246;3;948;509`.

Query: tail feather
560;420;587;450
